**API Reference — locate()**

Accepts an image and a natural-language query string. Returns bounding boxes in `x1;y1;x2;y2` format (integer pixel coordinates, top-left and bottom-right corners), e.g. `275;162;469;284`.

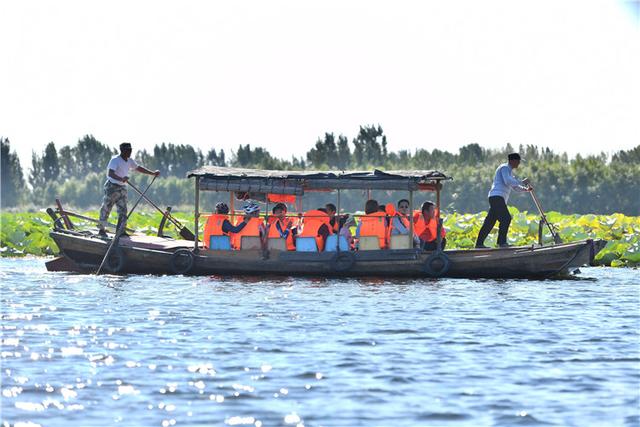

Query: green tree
307;133;338;169
458;143;485;164
336;135;351;170
205;148;226;166
30;151;45;190
1;138;26;207
73;135;115;176
352;125;386;167
42;142;60;181
29;141;60;193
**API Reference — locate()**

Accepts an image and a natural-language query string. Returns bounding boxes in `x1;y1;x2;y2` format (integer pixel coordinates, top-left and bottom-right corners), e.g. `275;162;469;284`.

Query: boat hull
48;230;605;279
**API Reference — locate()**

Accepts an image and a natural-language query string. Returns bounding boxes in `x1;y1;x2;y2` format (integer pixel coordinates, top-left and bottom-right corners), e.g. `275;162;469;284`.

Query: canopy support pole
229;192;235;224
336;189;341;252
409;190;414;249
436;184;442;250
194;177;200;252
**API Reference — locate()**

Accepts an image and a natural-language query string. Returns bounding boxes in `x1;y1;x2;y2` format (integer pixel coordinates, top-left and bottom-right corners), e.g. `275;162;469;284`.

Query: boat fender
105;247;126;273
423;252;450;277
170;249;195;274
331;252;355;272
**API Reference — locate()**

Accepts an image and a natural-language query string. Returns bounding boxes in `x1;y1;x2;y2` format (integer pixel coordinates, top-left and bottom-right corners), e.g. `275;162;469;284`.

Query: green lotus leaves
0;210;638;267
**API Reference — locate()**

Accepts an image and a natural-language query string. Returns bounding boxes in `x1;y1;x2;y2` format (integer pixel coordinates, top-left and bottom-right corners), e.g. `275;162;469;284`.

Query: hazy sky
1;0;638;170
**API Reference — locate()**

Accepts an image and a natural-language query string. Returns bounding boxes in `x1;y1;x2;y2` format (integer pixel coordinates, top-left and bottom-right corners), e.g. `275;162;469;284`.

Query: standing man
98;142;160;237
475;153;532;248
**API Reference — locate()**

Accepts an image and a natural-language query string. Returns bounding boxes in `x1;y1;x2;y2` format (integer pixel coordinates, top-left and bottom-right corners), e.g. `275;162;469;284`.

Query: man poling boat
97;142;160;238
475;153;533;248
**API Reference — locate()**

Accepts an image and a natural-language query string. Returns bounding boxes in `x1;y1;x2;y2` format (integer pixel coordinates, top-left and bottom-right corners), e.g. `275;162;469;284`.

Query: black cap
508;152;522;161
120;142;132;151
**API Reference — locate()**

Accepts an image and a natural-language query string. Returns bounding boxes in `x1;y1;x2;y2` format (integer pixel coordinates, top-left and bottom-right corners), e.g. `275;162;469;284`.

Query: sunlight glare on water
0;258;638;426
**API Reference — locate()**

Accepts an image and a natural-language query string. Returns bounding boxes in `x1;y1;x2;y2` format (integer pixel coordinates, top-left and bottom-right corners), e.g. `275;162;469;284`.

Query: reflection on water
1;258;639;427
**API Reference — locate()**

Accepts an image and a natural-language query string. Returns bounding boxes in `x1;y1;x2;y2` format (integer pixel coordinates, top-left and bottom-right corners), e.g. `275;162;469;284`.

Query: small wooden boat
46;167;606;279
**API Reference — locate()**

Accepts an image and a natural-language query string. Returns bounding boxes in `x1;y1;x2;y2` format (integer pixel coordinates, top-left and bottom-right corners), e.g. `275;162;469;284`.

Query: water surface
1;258;638;426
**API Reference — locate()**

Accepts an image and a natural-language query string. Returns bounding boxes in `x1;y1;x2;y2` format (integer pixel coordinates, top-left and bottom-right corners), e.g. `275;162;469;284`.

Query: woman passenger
413;201;447;251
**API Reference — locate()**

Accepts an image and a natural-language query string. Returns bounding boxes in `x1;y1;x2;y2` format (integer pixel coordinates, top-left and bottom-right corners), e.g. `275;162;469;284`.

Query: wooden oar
126;181;196;241
96;177;158;275
95;224;123;275
529;187;562;244
126;175;156;220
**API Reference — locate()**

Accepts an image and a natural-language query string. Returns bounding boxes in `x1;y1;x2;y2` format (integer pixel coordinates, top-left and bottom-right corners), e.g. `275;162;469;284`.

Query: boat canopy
187;166;450;194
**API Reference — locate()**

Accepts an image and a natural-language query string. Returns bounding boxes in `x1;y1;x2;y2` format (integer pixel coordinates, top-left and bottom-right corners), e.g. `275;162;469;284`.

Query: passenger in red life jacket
230;201;266;249
413;201;447;251
203;202;231;248
356;199;389;249
325;203;351;235
325;203;355;246
298;208;333;251
267;203;296;251
203;202;259;249
390;199;420;246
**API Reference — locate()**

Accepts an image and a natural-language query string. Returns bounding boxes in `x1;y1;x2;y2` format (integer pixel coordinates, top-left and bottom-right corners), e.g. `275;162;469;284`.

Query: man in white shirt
98;142;160;237
475;153;532;248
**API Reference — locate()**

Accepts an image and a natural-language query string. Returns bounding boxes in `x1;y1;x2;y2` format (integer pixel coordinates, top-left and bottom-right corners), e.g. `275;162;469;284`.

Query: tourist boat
46;166;606;279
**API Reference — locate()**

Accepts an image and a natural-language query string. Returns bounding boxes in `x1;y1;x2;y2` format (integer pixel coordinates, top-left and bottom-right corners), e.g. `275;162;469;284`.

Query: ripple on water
0;260;638;426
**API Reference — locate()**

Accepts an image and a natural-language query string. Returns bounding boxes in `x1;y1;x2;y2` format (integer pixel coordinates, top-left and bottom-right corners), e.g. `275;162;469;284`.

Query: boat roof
187;166;450;194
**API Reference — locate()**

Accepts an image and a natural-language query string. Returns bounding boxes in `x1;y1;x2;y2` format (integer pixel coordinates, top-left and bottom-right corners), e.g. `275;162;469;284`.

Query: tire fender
170;249;195;274
423;252;450;277
331;252;356;272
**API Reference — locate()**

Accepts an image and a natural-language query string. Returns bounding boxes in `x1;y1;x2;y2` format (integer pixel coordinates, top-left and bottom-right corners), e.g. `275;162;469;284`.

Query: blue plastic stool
325;235;349;252
210;235;231;250
296;237;318;252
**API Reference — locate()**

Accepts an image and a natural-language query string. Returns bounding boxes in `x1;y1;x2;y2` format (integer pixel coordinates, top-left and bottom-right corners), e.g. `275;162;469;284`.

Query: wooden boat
46;167;606;279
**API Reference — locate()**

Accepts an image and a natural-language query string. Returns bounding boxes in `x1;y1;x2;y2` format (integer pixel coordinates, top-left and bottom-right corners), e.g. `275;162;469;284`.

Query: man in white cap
98;142;160;237
475;153;532;248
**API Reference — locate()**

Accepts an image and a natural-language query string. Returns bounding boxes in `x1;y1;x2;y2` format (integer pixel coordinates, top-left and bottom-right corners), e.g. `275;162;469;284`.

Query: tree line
1;127;639;215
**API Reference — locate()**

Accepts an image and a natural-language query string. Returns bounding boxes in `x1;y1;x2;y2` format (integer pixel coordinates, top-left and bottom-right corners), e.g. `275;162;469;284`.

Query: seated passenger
298;208;332;251
203;202;232;249
230;201;266;249
390;199;420;246
267;203;296;250
356;199;389;249
325;203;352;238
413;201;447;251
390;199;410;235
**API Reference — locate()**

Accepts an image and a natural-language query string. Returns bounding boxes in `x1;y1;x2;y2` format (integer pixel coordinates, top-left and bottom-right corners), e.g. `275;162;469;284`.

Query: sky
1;0;639;171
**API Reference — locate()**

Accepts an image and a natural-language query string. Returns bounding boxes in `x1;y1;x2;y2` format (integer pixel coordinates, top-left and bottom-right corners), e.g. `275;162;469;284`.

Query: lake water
1;258;638;427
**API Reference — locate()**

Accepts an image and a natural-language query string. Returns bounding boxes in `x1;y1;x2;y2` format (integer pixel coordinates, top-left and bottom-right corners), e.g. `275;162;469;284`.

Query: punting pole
194;177;200;252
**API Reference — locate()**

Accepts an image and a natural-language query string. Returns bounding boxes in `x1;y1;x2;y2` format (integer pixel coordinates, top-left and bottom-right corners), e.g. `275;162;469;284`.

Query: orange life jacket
392;214;410;232
267;194;296;204
359;211;389;249
231;217;263;250
203;214;228;249
267;216;296;250
413;210;446;243
298;210;332;251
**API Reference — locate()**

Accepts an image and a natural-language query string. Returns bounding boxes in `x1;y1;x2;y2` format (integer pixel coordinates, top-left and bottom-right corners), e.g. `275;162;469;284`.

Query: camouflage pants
99;181;128;232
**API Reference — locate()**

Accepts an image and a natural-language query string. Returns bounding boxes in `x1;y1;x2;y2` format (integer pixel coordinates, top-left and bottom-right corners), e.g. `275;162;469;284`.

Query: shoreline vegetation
2;131;639;215
2;129;638;267
1;210;638;267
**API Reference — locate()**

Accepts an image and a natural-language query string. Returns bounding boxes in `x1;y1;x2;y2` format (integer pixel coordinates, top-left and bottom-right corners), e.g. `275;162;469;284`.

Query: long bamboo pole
409;190;414;249
194;177;200;252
